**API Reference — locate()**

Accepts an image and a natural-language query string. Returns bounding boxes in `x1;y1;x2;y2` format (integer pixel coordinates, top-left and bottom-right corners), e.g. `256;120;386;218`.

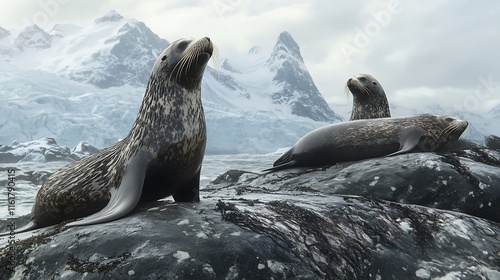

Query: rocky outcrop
1;148;500;279
485;134;500;150
14;25;52;50
0;138;79;163
0;138;101;164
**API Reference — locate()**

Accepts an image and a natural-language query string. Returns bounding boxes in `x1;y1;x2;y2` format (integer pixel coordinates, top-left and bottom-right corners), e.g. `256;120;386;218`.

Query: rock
0;137;80;163
1;149;500;279
221;148;500;223
71;141;100;159
0;153;24;164
443;138;481;150
485;134;500;150
16;171;53;186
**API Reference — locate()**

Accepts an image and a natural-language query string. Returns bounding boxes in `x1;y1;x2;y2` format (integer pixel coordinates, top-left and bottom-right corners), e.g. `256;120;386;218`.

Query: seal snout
200;37;214;56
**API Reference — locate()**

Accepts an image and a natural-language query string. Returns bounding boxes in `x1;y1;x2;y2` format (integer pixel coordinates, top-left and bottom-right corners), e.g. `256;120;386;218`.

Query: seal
264;114;468;172
347;73;390;120
1;37;214;235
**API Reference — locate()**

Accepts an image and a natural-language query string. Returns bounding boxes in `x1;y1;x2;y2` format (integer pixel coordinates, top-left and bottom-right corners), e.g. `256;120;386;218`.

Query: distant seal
347;73;390;120
1;37;214;235
264;115;468;172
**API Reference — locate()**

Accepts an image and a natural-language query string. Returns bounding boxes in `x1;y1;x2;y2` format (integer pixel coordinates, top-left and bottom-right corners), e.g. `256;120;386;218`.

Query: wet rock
224;148;500;223
1;149;500;279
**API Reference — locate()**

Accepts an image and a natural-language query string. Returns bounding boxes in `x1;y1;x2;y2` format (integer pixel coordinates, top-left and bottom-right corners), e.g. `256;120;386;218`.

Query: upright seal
264;115;468;172
2;37;214;235
346;73;390;120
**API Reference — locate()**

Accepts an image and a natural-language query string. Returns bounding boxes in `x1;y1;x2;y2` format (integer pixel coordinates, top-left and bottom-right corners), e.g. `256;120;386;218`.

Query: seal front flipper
66;151;152;227
385;127;426;157
173;168;201;202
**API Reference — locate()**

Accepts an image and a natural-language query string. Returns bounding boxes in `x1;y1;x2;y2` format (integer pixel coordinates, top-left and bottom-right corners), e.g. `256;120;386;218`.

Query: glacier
0;10;497;155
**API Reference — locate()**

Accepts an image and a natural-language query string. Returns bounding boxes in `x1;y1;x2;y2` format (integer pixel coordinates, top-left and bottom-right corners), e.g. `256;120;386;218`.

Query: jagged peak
268;31;304;67
0;26;11;39
276;31;300;55
95;10;124;24
15;24;52;49
19;24;47;35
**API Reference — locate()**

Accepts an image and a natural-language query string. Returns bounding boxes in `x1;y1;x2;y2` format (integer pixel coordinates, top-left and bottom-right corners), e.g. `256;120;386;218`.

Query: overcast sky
0;1;499;114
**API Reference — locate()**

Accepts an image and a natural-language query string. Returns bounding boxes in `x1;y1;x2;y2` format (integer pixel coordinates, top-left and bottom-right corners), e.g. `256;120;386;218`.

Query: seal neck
125;76;205;150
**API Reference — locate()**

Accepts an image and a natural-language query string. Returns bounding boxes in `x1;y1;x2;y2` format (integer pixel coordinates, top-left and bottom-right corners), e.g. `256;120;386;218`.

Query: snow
173;251;190;263
0;10;495;155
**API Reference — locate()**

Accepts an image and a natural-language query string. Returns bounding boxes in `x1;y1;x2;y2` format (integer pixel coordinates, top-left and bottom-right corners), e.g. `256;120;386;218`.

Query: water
0;153;279;219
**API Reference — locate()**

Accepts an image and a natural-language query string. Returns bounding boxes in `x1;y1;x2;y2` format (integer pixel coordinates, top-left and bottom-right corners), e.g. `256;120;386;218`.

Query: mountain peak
0;27;11;39
15;24;52;49
95;10;124;24
268;31;304;68
276;31;300;57
266;31;342;122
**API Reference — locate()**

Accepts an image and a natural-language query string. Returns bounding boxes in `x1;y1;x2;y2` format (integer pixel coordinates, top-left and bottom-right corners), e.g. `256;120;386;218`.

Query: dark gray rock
0;137;79;163
16;171;53;186
251;148;500;224
1;149;500;279
443;138;482;151
485;134;500;150
0;152;24;163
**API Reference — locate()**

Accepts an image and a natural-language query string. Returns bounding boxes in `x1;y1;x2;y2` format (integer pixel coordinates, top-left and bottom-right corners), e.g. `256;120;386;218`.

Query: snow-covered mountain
0;11;339;154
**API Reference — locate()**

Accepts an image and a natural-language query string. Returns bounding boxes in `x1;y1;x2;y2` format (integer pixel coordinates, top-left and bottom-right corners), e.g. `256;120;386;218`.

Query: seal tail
0;220;37;237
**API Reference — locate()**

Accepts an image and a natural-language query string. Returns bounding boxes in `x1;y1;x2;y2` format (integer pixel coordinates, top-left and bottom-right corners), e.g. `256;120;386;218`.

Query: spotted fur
2;37;213;234
265;115;468;172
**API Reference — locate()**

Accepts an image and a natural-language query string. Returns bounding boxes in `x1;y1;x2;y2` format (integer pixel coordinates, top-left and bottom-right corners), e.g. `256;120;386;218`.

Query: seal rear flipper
66;151;151;227
0;220;37;237
173;168;201;202
386;127;426;157
262;160;298;173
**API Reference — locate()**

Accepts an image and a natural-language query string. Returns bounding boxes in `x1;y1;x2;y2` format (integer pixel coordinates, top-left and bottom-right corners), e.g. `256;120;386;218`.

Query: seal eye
161;55;167;61
359;77;367;82
177;41;189;52
445;117;454;122
373;82;377;85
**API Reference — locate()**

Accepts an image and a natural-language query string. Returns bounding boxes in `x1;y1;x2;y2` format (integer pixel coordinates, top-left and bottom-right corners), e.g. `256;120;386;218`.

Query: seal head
347;73;390;120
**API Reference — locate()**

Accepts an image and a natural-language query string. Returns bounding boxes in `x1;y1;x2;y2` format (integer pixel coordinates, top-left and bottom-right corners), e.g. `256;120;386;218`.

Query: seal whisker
345;83;351;98
210;45;221;81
